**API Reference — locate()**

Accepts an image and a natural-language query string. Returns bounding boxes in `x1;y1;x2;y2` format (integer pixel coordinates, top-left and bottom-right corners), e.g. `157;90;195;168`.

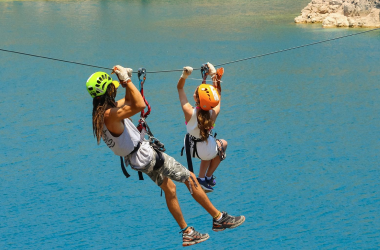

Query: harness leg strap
138;171;144;180
153;148;165;170
185;134;194;173
120;156;130;178
216;139;227;161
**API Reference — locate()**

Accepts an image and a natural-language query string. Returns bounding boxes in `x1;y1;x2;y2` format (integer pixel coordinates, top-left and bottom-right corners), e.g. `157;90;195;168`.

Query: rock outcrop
295;0;380;28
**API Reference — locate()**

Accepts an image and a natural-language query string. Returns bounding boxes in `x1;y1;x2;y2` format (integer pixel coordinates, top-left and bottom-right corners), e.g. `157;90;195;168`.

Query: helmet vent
86;72;112;98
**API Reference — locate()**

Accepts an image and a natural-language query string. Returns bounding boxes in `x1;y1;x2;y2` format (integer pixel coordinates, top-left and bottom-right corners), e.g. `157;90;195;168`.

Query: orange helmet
198;84;220;111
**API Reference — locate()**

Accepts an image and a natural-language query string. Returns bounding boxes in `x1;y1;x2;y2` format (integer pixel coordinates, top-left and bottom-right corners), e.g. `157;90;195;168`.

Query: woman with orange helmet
177;62;227;193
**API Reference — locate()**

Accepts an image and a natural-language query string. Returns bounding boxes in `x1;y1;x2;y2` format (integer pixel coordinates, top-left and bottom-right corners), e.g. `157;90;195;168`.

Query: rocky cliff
295;0;380;27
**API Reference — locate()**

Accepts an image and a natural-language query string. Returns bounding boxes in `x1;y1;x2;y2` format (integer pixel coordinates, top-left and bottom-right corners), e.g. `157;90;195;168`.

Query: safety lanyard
138;68;151;119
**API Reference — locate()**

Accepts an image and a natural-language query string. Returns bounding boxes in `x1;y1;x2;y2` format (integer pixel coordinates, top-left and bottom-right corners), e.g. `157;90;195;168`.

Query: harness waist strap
153;148;165;170
129;142;141;156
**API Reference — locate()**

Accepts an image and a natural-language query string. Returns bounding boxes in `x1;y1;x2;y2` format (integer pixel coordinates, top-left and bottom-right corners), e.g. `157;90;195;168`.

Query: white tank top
102;118;153;169
185;108;218;160
102;118;140;156
186;108;213;139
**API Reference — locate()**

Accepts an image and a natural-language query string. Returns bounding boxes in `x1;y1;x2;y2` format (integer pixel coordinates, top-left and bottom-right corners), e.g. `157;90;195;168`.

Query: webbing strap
120;156;130;178
185;134;194;173
140;87;151;118
192;140;200;159
138;68;151;119
120;143;144;180
138;171;144;180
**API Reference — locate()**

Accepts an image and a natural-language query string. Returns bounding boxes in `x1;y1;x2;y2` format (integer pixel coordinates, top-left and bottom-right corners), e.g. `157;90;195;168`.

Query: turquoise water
1;0;380;249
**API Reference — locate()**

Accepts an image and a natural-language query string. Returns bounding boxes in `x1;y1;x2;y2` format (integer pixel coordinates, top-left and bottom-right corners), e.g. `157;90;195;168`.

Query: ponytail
197;109;213;141
194;87;213;141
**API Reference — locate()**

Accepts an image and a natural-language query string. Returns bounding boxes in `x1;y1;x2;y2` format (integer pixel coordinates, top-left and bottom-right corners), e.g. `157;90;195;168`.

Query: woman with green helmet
85;65;245;247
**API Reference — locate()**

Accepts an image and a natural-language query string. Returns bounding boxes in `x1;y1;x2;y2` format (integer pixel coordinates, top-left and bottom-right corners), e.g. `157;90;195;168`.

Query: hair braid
195;88;213;142
92;84;117;144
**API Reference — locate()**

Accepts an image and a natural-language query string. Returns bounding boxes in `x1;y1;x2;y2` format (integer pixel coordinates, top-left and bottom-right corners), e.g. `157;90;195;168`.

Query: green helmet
86;72;113;98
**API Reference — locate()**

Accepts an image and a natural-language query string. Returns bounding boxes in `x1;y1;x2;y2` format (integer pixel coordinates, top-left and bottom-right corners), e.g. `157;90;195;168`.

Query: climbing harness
181;132;226;173
119;68;166;182
182;134;199;173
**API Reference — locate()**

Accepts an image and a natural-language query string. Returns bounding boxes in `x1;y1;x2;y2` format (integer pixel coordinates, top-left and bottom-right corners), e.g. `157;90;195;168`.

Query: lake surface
1;0;379;249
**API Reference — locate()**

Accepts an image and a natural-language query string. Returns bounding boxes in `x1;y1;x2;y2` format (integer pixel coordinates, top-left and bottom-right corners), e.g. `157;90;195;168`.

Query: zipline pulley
200;63;209;84
138;67;147;89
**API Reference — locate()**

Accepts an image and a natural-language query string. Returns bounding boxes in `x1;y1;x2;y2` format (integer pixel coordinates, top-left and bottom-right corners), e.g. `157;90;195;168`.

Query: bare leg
184;172;219;217
198;160;211;178
206;156;220;177
160;177;187;229
206;139;227;177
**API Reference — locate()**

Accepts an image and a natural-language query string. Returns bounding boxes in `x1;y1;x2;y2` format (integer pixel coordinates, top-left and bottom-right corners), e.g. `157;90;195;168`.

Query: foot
182;227;210;247
212;212;245;232
197;177;214;193
206;175;216;187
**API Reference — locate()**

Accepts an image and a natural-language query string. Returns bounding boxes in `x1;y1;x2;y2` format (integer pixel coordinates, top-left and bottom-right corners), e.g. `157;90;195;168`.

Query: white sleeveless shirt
185;108;218;160
102;118;152;169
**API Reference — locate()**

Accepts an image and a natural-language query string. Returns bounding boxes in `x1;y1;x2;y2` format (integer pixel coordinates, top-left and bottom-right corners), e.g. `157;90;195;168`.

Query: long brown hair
92;83;117;144
195;88;213;141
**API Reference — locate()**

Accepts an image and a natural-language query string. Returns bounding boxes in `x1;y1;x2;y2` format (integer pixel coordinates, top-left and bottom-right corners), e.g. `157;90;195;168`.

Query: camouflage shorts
136;151;190;187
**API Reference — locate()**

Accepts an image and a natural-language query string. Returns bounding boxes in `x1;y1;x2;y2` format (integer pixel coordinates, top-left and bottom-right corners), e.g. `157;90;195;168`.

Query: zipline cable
0;48;111;71
213;27;380;67
1;27;379;73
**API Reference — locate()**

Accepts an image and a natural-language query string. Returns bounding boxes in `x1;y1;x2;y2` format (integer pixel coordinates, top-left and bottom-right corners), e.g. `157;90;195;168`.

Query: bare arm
112;79;145;120
177;77;193;123
211;96;221;121
211;77;222;121
116;86;132;107
104;66;145;136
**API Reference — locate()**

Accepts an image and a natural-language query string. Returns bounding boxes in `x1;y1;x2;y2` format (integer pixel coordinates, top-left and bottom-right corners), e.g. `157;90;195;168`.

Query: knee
162;179;177;196
222;139;228;149
218;139;228;150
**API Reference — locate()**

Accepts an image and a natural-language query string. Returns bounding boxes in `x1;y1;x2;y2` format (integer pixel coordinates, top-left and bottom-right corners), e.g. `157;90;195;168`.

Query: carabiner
200;63;209;83
138;68;147;89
